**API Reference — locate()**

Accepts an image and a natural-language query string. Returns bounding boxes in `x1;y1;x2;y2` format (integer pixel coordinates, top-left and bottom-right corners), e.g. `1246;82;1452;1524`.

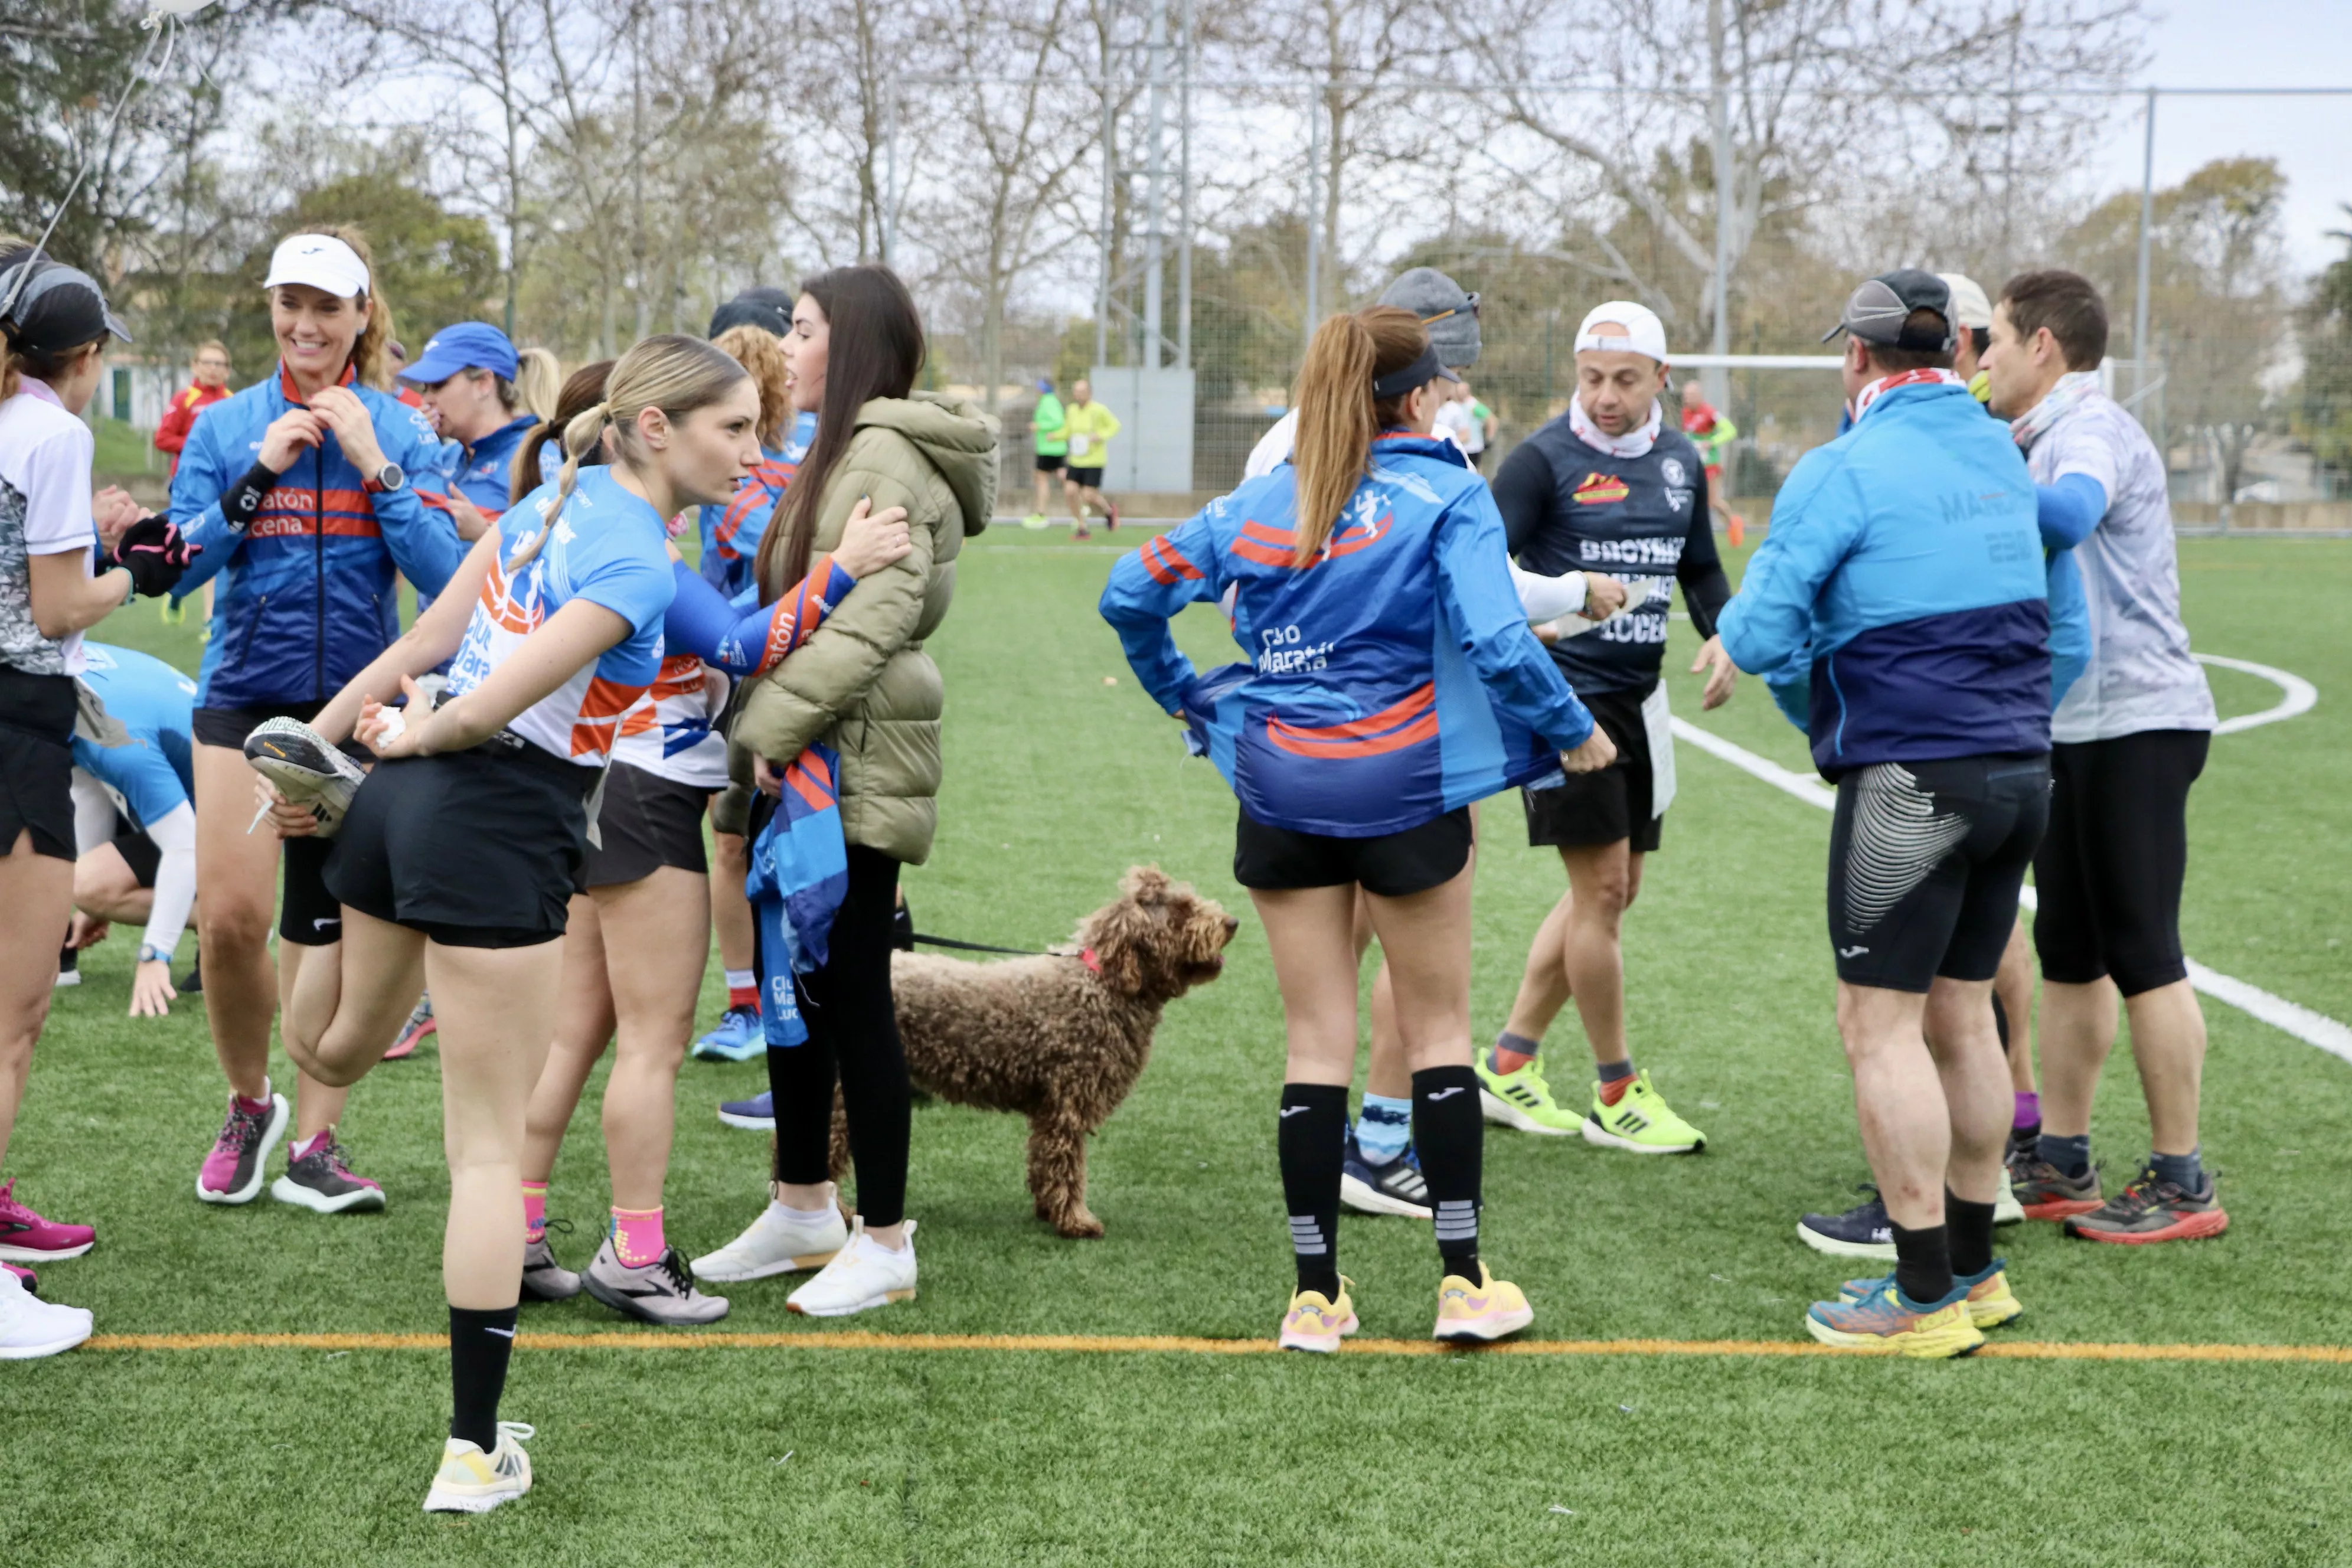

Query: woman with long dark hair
1100;306;1613;1348
691;264;996;1315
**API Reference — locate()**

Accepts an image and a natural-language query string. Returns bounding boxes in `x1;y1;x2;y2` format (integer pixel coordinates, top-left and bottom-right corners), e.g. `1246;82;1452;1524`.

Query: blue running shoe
718;1090;774;1132
692;1005;764;1063
1339;1133;1432;1219
1796;1184;1896;1261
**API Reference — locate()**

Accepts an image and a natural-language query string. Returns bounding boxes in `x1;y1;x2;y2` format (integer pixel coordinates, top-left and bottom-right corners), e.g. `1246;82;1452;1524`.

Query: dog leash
907;932;1048;958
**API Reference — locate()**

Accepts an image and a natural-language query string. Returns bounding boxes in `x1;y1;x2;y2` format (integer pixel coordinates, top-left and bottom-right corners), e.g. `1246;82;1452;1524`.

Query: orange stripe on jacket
1141;534;1203;584
1265;684;1439;759
569;675;651;757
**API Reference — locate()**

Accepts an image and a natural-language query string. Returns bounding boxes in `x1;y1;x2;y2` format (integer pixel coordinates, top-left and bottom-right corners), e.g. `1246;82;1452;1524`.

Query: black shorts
1067;466;1105;489
580;762;710;889
2033;729;2209;997
112;814;161;888
191;699;326;751
0;669;77;862
1523;685;1660;854
326;741;592;949
1234;806;1472;898
1035;452;1066;473
1827;753;2050;993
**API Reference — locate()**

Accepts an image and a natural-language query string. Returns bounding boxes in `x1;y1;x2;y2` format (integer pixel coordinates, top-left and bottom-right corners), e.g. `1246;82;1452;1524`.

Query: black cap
1821;269;1954;352
0;257;132;357
708;286;794;339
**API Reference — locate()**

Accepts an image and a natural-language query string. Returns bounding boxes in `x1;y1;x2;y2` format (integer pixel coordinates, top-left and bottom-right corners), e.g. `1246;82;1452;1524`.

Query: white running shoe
0;1268;92;1360
422;1422;534;1514
689;1197;848;1283
243;717;368;838
786;1218;917;1318
1994;1166;2026;1226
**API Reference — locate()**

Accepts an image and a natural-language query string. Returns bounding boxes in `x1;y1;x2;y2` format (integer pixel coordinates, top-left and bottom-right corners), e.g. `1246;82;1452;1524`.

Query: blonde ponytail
507;334;747;570
509;347;561;420
1288;305;1433;567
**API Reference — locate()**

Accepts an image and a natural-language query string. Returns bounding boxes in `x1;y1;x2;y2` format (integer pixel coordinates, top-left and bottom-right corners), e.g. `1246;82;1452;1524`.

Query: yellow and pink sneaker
1278;1279;1358;1353
1433;1265;1534;1343
1806;1279;1985;1358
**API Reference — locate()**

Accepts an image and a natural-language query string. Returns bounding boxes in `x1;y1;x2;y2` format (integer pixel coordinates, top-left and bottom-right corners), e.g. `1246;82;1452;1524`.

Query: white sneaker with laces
0;1268;92;1360
422;1421;534;1514
690;1197;849;1283
786;1218;917;1317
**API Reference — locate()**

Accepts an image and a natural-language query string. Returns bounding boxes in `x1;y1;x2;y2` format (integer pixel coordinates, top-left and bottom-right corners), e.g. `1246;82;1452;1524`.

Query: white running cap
263;234;370;299
1574;300;1669;365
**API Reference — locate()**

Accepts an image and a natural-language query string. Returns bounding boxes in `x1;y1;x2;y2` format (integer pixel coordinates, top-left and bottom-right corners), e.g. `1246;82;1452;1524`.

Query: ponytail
508;347;561;421
511;357;615;505
1288;305;1431;566
507;335;744;569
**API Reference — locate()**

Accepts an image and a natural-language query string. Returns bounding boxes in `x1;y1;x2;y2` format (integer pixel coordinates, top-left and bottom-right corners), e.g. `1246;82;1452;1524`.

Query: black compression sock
1890;1222;1953;1306
449;1304;519;1452
1411;1066;1485;1282
1946;1191;1997;1279
1277;1084;1347;1299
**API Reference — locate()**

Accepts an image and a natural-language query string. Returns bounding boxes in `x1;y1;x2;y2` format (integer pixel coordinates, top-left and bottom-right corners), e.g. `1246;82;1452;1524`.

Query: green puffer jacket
717;392;998;864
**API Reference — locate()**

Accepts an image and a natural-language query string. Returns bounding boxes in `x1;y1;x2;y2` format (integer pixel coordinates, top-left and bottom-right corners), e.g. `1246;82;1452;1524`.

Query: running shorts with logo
2032;729;2207;995
1825;752;2050;992
1522;684;1658;853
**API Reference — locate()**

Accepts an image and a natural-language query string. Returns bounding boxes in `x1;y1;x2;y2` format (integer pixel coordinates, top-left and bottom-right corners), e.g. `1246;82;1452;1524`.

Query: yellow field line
77;1331;2352;1364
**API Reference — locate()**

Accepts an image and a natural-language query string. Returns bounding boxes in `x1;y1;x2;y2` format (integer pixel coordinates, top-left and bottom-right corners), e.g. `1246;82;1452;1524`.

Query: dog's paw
1053;1210;1106;1240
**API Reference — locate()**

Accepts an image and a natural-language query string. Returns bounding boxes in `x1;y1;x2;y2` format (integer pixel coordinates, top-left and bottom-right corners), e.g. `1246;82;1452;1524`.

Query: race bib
1642;683;1675;817
1069;433;1092;458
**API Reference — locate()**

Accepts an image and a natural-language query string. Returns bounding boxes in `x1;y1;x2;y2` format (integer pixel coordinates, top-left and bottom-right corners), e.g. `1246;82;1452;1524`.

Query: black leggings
766;846;910;1229
2033;730;2208;997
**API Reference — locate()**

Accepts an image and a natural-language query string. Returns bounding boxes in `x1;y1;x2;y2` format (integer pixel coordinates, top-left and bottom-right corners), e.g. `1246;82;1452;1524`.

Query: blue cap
403;322;518;384
1037;377;1054;393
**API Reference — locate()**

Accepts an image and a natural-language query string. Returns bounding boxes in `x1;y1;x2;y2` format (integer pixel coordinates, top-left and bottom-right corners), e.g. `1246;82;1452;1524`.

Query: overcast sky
2085;0;2352;275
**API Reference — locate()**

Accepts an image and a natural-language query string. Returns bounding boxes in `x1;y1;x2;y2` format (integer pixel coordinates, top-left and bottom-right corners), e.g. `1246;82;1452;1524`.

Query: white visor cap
263;234;371;299
1574;301;1669;366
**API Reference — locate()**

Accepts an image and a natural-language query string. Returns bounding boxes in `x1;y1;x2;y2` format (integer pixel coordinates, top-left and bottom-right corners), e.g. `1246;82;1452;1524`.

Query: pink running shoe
197;1088;290;1205
0;1180;94;1262
383;994;435;1062
4;1263;35;1294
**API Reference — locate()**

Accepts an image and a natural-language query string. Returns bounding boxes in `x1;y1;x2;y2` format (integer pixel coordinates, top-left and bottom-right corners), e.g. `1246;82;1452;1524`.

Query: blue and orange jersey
1099;432;1594;838
698;411;816;601
446;466;674;767
166;362;466;709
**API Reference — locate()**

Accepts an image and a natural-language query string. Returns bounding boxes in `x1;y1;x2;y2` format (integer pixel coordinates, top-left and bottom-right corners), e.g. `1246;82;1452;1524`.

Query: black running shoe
243;717;368;838
1796;1185;1896;1260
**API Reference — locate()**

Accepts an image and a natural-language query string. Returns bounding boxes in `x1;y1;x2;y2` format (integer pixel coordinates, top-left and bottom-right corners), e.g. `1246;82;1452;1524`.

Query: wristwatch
363;460;407;494
138;944;170;965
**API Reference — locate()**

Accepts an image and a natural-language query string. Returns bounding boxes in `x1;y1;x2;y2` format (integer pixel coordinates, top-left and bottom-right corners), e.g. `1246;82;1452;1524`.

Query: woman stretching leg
260;334;763;1512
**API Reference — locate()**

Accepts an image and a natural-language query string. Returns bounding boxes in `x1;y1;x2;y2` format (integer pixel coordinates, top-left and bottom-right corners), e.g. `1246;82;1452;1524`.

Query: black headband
1371;344;1443;400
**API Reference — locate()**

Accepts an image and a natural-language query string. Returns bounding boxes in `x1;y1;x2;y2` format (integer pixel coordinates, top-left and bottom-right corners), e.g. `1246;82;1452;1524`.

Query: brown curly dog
824;867;1235;1237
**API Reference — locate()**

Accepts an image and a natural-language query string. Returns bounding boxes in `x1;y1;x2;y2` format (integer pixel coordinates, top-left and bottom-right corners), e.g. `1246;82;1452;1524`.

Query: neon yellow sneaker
1434;1264;1534;1343
1580;1070;1706;1154
422;1422;534;1513
1474;1055;1580;1135
1805;1280;1984;1358
1278;1278;1357;1353
1839;1260;2022;1329
1020;512;1049;530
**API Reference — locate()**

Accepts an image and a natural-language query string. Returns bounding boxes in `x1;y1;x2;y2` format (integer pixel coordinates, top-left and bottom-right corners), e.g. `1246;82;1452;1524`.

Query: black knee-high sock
449;1304;519;1451
1276;1084;1348;1299
1946;1191;1997;1279
1411;1066;1484;1282
1890;1221;1953;1306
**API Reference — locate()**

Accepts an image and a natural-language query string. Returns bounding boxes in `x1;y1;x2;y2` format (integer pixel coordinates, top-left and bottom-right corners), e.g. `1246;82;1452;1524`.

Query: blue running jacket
1099;432;1594;838
1719;379;2051;776
167;364;466;710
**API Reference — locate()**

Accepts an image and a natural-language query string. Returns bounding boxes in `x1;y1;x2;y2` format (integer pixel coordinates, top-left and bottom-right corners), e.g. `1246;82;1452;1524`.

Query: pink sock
611;1205;665;1267
290;1131;324;1161
522;1181;548;1244
234;1091;272;1115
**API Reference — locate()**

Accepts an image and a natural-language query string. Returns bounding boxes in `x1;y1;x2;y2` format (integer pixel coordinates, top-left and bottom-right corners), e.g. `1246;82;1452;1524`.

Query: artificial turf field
11;530;2352;1566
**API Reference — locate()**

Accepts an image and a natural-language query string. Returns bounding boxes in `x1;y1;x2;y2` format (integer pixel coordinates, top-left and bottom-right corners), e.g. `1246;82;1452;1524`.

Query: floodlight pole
1303;80;1321;352
1705;0;1733;416
1177;0;1193;371
1143;0;1167;369
2132;86;2158;401
1096;22;1115;368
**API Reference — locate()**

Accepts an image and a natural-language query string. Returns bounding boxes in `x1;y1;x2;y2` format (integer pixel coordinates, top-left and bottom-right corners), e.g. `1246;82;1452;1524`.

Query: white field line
1668;665;2352;1063
2196;653;2318;735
